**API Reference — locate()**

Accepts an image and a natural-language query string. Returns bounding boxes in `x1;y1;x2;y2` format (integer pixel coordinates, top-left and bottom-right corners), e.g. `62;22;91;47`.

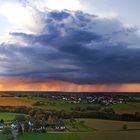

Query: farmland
80;131;140;140
1;93;140;140
0;96;140;114
79;119;140;131
0;96;100;111
109;102;140;114
0;112;22;121
16;119;140;140
1;130;140;140
0;97;30;107
17;133;75;140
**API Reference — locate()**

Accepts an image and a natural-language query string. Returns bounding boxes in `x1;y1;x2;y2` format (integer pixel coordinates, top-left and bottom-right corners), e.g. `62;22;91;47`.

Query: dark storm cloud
1;10;140;83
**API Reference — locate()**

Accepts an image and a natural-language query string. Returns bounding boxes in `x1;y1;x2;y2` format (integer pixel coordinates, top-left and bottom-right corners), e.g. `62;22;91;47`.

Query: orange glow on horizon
0;80;140;92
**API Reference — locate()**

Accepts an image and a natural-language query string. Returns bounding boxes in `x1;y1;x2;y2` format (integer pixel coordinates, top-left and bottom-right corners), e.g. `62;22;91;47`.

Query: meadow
1;96;140;114
17;133;81;140
15;119;140;140
0;112;23;121
0;96;100;111
109;102;140;114
80;131;140;140
79;119;140;131
1;131;140;140
1;119;140;140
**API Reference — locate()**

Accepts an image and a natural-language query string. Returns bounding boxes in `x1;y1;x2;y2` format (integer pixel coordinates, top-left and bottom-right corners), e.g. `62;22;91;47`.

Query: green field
1;96;140;114
19;97;140;113
17;97;101;111
65;119;94;132
110;102;140;114
1;131;140;140
79;119;140;131
15;118;140;140
80;131;140;140
1;119;140;140
18;133;81;140
0;112;22;121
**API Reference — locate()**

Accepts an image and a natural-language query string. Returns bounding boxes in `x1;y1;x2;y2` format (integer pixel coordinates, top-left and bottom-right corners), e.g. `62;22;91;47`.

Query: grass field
0;112;23;121
1;131;140;140
1;96;140;113
80;131;140;140
17;133;81;140
65;120;94;132
79;119;140;131
15;118;140;140
110;102;140;114
0;96;100;111
1;119;140;140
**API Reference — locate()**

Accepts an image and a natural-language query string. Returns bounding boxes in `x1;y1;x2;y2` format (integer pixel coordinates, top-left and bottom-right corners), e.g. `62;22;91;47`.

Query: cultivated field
109;102;140;114
80;131;140;140
0;96;100;111
1;119;140;140
0;112;22;121
79;119;140;131
15;119;140;140
1;131;140;140
0;97;30;106
1;96;140;114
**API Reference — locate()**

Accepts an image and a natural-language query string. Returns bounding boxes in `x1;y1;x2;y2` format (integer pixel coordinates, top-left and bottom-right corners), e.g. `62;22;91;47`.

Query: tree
0;119;4;124
79;120;85;125
15;115;26;122
2;127;13;140
47;115;58;125
2;127;12;135
17;123;23;135
122;124;128;130
33;120;41;131
24;121;30;132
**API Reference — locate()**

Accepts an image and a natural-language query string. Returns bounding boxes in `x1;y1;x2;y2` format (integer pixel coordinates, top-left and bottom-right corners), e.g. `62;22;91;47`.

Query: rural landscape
0;92;140;140
0;0;140;140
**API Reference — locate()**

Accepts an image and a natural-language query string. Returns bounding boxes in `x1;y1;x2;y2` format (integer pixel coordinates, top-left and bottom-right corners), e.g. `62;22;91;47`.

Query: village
0;113;68;140
0;93;140;140
51;94;126;105
0;94;127;139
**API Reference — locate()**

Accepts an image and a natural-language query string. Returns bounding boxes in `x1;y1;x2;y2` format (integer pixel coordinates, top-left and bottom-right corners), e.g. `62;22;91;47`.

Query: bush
122;124;128;130
79;120;85;125
15;114;26;122
41;128;46;133
2;127;12;135
2;126;14;140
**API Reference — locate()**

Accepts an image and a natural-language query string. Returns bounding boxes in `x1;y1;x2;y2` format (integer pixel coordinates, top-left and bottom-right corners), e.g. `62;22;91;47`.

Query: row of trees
1;105;140;122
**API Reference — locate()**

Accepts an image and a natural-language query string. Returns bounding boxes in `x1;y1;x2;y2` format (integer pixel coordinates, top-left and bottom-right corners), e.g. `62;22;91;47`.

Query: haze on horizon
0;0;140;92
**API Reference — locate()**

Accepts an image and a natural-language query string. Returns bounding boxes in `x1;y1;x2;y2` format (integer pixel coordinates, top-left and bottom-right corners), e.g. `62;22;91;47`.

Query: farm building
55;121;66;131
0;123;4;130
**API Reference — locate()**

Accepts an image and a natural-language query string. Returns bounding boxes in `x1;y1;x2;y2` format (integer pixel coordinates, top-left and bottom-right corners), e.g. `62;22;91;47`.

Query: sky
0;0;140;92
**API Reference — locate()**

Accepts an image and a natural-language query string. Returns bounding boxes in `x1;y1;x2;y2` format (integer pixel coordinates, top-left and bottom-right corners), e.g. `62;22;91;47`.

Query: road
11;129;17;140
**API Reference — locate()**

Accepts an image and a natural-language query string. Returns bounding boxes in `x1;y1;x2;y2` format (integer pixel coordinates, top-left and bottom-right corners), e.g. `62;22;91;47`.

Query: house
11;123;17;130
0;123;4;130
55;121;66;131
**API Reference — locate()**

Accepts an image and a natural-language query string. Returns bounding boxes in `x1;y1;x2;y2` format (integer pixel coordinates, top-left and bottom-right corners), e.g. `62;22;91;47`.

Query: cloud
0;7;140;84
